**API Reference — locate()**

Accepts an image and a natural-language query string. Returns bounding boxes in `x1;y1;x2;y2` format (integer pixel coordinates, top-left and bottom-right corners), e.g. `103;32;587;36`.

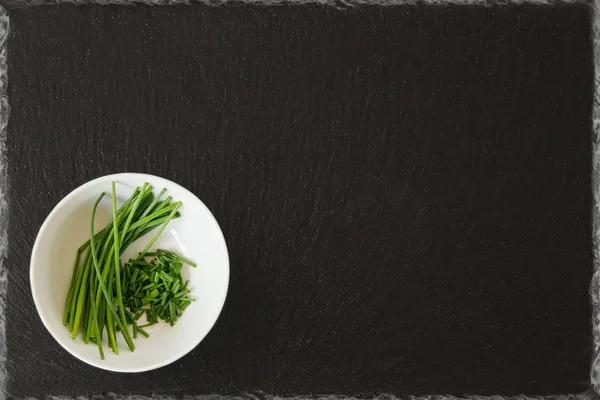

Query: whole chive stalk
137;203;181;260
111;182;133;350
88;281;105;360
126;202;179;233
134;187;166;226
89;192;136;353
120;183;150;247
71;251;93;339
64;187;142;331
91;189;143;334
63;249;82;326
63;229;108;326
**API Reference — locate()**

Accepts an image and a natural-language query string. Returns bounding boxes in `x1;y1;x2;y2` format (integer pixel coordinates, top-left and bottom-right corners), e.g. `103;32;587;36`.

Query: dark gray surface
4;3;595;397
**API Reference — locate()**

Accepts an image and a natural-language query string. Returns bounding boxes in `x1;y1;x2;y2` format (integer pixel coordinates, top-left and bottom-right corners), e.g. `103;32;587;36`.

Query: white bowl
30;173;229;372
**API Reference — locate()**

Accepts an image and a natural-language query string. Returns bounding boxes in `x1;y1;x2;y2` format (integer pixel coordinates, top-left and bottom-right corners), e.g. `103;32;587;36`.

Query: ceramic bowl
30;173;229;372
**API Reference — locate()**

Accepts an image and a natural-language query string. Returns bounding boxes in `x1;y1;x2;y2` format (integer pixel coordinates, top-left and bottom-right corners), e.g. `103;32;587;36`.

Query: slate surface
3;3;595;398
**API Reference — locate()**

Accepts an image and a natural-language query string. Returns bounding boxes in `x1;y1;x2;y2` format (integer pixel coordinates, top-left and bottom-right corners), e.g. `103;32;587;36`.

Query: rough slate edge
0;0;596;399
0;0;597;400
0;1;596;400
0;0;598;400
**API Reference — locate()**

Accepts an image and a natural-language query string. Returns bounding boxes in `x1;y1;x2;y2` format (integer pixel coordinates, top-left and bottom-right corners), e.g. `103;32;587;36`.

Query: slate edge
0;0;597;399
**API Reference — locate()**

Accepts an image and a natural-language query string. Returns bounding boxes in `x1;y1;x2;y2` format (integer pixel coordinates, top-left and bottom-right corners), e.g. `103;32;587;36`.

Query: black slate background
3;3;595;398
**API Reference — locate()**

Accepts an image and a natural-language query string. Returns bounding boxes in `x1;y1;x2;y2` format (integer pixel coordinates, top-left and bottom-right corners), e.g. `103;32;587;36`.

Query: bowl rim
29;172;230;372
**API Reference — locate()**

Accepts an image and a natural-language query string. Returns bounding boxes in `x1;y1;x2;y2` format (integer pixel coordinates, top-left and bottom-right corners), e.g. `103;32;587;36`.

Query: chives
121;249;196;328
62;182;195;359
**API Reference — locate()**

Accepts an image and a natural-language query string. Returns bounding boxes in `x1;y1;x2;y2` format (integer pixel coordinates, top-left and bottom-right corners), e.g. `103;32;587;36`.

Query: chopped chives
159;270;173;283
171;282;181;294
142;282;157;290
169;303;177;325
130;268;139;284
174;290;190;299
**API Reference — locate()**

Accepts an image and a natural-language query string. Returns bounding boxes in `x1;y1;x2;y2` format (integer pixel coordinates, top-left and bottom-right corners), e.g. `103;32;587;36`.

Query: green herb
119;249;196;329
62;182;195;359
